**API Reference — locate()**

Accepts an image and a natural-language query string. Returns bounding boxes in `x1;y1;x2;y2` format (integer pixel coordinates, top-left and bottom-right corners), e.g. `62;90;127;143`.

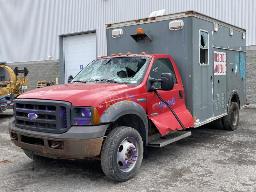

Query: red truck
10;11;246;181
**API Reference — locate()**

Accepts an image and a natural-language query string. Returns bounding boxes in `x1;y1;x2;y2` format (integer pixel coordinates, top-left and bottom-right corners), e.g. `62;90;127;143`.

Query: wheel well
230;93;240;108
106;114;147;144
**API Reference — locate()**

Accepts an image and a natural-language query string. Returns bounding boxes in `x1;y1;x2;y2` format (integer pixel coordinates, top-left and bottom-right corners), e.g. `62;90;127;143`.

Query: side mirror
68;75;74;83
148;73;174;92
161;73;174;91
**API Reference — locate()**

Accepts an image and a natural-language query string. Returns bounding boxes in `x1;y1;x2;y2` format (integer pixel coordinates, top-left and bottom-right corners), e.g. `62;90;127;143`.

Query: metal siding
0;0;255;62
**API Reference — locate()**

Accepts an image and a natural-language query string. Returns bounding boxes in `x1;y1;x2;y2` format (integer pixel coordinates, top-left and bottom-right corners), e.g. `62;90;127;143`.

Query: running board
148;131;191;148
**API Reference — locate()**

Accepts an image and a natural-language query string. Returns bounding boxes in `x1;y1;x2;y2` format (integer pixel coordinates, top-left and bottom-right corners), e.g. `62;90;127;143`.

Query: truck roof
98;53;172;60
106;10;246;32
98;53;154;59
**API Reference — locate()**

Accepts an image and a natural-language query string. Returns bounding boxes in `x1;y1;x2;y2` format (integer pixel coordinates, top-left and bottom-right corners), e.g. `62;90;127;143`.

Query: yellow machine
0;62;28;112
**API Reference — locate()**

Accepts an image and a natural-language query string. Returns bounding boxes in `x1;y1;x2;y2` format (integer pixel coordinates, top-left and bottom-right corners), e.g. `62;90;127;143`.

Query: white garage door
63;33;96;83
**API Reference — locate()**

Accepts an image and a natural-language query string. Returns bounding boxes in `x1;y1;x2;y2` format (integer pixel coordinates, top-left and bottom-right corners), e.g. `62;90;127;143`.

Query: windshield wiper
72;80;87;83
93;79;121;84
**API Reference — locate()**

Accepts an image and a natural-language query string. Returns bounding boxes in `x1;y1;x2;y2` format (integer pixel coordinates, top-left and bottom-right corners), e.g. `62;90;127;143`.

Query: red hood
18;83;135;106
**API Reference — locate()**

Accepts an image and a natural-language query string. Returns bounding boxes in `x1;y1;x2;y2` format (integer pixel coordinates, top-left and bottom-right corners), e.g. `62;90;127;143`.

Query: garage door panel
63;33;96;82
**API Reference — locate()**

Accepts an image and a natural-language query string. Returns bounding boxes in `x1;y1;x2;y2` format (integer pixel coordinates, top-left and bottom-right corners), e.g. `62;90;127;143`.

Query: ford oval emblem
28;113;38;120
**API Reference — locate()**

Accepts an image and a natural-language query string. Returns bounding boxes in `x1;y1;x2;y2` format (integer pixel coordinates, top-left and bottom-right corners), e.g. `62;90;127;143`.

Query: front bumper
9;124;108;159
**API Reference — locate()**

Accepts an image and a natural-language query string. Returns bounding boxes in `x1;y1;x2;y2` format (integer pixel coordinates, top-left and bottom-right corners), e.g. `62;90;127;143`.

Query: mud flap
149;104;194;136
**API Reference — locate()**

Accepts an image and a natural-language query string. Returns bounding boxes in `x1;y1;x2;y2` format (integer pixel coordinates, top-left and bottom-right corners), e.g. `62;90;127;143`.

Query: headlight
72;107;100;126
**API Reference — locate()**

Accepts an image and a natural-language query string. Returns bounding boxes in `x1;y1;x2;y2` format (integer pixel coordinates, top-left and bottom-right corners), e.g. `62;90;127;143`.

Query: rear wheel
222;102;239;131
101;126;143;182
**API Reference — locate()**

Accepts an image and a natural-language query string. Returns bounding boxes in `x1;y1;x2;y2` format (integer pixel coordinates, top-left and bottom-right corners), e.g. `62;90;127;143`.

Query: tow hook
48;140;63;149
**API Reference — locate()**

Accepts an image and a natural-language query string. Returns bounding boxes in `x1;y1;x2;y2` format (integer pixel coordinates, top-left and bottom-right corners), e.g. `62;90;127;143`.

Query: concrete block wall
10;61;59;91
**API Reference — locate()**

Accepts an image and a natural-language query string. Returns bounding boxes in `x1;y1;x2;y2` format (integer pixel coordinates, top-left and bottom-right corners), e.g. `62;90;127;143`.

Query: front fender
228;90;240;109
100;100;148;142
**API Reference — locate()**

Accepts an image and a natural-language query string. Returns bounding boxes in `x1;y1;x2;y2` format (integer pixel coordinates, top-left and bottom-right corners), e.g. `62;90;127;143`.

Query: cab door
146;56;194;136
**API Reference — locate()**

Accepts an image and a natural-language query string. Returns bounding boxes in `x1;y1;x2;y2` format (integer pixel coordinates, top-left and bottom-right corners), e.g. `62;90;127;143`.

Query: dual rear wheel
222;102;240;131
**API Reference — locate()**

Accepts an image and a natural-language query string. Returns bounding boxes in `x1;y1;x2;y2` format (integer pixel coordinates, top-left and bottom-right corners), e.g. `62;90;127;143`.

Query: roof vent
149;9;166;17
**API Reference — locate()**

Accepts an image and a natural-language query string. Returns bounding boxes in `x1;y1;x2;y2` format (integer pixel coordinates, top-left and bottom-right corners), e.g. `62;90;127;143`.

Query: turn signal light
92;107;100;125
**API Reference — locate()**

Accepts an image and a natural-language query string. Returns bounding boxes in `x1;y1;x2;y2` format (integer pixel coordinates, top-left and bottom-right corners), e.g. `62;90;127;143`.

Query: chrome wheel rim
117;137;138;173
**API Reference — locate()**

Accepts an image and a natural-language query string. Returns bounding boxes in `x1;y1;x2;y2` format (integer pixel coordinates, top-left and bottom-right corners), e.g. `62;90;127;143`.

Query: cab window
150;58;177;83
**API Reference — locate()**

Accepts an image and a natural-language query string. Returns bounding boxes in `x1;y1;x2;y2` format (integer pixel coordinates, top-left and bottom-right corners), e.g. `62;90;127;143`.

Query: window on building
199;30;209;65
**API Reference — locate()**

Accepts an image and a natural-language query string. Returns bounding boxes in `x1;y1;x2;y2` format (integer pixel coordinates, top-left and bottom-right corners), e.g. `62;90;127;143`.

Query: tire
101;126;143;182
222;102;239;131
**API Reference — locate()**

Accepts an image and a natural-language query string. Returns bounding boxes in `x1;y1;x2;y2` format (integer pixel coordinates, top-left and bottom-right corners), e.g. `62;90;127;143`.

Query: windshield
72;56;149;84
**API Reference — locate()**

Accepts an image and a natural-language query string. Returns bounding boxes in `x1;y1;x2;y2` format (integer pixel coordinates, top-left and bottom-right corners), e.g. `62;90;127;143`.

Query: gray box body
106;11;246;126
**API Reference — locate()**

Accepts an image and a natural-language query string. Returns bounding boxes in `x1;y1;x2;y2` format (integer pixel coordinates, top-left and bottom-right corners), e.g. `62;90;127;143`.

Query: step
148;131;191;148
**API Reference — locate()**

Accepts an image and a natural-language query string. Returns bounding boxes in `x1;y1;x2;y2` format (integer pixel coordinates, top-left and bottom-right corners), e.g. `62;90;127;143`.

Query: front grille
14;99;71;134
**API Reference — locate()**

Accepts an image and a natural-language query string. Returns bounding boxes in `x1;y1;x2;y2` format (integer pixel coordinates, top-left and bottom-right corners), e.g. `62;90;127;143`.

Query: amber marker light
136;27;145;35
92;107;100;125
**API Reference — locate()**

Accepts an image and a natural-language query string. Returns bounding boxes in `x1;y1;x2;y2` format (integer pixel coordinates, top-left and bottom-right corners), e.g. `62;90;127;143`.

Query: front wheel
222;102;239;131
101;126;143;182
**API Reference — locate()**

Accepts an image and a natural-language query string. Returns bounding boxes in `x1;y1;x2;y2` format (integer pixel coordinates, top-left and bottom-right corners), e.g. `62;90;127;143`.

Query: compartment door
194;30;214;124
213;50;227;116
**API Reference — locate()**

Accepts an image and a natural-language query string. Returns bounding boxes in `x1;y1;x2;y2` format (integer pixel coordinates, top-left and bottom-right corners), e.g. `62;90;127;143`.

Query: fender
228;90;240;109
100;100;148;143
